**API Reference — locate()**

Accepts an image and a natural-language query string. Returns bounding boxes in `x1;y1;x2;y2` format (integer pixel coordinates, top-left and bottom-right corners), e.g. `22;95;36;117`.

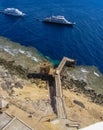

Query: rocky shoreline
0;65;29;95
0;42;103;129
0;46;49;95
61;67;103;106
0;46;103;106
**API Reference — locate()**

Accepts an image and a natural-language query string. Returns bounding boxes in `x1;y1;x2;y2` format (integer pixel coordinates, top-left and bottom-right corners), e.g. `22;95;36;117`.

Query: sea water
0;0;103;72
0;0;103;73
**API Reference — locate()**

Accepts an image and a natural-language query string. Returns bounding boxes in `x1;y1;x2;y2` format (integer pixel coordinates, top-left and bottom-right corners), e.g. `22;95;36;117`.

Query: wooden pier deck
56;57;76;74
54;57;76;119
55;74;67;119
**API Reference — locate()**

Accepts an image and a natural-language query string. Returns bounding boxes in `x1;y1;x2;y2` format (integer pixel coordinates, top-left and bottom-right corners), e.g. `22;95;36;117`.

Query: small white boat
43;15;75;26
2;8;25;16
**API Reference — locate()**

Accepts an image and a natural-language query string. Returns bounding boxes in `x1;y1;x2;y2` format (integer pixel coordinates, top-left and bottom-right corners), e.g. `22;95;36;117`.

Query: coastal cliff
0;37;103;130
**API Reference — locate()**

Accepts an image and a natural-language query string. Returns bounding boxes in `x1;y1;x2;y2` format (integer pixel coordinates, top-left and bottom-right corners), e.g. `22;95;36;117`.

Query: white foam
26;51;39;62
0;45;40;62
4;48;15;56
32;57;39;62
19;49;25;54
81;68;88;73
94;71;100;77
26;52;32;57
0;45;19;56
12;49;20;54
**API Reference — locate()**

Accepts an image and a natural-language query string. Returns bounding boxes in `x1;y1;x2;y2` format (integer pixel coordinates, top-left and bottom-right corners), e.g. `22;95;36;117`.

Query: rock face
0;65;30;95
0;99;9;109
73;100;85;108
61;67;103;106
0;58;28;78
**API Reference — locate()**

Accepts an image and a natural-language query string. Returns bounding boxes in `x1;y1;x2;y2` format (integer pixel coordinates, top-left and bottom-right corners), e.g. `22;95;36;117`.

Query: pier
39;57;76;119
54;57;76;119
56;57;76;74
55;74;67;119
37;57;78;129
54;57;79;129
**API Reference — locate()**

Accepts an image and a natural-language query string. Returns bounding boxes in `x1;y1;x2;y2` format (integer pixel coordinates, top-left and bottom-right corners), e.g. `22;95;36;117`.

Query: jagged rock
73;100;85;108
100;116;103;120
61;74;103;106
28;112;33;118
15;82;23;88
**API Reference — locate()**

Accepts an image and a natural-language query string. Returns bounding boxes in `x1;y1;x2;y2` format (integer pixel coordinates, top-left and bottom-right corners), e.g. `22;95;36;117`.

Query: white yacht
2;8;25;16
43;16;75;26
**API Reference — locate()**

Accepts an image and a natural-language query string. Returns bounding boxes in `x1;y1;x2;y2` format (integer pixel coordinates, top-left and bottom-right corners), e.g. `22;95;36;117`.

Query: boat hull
43;20;75;26
3;12;25;17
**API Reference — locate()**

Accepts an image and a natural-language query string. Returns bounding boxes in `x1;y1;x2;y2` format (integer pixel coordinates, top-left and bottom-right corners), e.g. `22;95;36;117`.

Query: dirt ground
0;83;103;130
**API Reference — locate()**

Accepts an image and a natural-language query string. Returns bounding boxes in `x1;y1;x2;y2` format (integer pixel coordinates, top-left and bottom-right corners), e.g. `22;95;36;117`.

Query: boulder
73;100;85;108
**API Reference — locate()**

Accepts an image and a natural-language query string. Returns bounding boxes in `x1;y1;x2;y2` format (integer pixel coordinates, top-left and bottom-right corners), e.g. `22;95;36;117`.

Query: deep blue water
0;0;103;72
